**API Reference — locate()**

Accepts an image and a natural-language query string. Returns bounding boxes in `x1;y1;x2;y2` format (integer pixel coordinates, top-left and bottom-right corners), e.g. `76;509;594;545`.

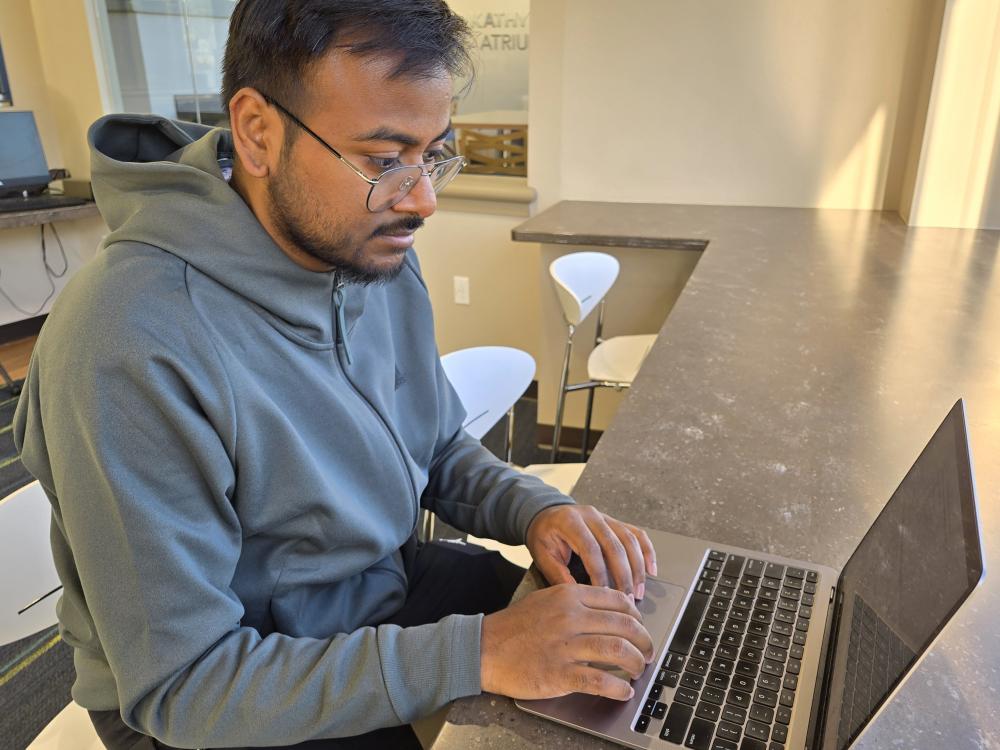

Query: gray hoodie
13;114;572;747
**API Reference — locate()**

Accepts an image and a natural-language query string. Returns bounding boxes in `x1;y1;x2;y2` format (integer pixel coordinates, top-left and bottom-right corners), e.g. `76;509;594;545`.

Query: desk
0;202;99;231
433;202;1000;749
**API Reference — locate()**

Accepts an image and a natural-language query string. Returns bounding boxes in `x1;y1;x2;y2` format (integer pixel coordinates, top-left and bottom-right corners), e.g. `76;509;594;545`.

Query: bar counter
433;202;1000;750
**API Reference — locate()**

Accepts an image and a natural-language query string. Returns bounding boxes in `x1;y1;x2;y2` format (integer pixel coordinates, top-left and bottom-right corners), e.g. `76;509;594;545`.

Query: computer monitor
0;111;51;197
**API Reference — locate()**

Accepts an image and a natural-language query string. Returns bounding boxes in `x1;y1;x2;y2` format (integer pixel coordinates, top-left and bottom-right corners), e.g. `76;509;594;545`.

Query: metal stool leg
0;362;19;396
581;387;595;461
551;326;575;463
504;407;516;464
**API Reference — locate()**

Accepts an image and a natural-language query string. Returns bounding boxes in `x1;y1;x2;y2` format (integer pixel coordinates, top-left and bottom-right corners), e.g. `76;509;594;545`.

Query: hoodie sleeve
13;258;483;748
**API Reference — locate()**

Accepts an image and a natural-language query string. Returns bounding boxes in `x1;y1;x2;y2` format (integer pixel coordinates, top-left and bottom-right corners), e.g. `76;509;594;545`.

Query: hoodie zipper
331;273;420;532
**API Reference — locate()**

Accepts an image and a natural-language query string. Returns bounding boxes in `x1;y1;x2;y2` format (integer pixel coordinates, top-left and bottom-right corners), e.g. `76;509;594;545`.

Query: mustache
371;215;424;238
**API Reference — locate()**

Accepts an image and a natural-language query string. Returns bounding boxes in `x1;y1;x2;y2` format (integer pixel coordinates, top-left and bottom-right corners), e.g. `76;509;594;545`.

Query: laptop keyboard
633;551;819;750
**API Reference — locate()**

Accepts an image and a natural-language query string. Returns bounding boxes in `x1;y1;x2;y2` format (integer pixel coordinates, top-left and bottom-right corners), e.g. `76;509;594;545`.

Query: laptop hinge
807;582;844;748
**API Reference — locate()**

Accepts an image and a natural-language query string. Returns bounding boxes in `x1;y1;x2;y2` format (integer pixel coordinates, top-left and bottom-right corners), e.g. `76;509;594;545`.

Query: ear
228;87;284;178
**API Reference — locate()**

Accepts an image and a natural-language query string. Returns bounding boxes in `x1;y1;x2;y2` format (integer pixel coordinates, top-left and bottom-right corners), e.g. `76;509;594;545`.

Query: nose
391;172;437;219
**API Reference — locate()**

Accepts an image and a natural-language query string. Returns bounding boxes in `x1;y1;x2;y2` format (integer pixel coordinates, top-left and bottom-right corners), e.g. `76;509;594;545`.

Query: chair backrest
0;481;61;646
441;346;536;440
549;251;621;326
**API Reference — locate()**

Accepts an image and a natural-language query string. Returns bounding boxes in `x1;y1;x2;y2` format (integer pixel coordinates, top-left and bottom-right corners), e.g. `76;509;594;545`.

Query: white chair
438;347;585;567
549;252;657;462
0;480;103;750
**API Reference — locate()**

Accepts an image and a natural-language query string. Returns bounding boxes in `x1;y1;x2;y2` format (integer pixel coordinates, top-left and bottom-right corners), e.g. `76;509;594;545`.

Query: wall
0;1;106;329
529;0;944;213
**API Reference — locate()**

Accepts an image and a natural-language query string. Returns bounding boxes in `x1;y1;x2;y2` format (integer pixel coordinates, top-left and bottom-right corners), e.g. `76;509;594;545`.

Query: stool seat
588;334;656;384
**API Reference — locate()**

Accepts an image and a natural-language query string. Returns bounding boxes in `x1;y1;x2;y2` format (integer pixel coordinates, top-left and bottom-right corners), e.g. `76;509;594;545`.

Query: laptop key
783;577;802;590
732;674;754;693
795;618;809;632
712;740;738;750
696;701;722;722
703;621;723;635
684;717;717;749
805;570;819;583
745;634;767;649
786;659;801;675
761;577;781;591
735;660;759;678
706;560;724;571
702;686;726;705
702;569;720;582
768;744;784;750
775;705;792;724
724;554;746;577
634;714;650;733
654;702;669;720
785;567;805;580
757;673;781;692
665;652;687;672
754;600;775;614
768;633;790;649
764;563;785;580
774;610;795;625
709;550;727;561
671;592;711;655
746;559;766;577
707;671;730;690
783;673;798;691
759;588;779;601
754;687;777;708
771;723;788;743
717;644;739;661
711;657;735;675
779;689;796;707
697;580;715;595
688;658;710;676
727;689;751;708
739;739;766;750
720;575;740;588
800;593;815;607
661;702;694;743
799;606;812;619
643;698;657;715
693;644;715;661
748;622;769;637
792;632;807;646
745;720;770;741
682;673;705;690
716;721;742;741
765;645;787;663
760;659;784;677
803;581;817;595
722;704;746;725
771;621;793;636
749;703;774;724
657;669;680;687
729;608;750;623
789;643;804;659
676;687;700;706
740;646;763;663
649;684;664;700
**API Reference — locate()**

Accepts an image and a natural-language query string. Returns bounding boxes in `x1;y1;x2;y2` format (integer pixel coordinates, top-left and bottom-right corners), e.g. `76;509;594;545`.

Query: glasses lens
429;156;466;193
368;165;423;212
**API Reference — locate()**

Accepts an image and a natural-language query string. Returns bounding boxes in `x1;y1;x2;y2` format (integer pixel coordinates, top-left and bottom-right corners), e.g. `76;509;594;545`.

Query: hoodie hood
89;113;367;343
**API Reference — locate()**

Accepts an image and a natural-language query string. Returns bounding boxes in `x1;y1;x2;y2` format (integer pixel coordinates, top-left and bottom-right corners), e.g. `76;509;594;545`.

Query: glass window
0;36;12;107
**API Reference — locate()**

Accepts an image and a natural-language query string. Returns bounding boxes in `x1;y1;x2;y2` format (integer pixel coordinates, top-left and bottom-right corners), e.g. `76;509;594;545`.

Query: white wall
529;0;943;213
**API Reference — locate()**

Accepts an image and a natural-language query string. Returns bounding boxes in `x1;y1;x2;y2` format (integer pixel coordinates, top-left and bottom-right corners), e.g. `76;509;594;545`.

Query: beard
267;163;423;286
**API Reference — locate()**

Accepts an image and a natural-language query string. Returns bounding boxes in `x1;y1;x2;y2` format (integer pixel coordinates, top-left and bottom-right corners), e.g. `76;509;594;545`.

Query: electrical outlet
453;275;470;305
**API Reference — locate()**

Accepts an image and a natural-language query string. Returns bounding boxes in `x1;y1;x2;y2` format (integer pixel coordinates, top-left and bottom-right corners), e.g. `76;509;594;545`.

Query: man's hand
480;583;654;700
525;505;657;599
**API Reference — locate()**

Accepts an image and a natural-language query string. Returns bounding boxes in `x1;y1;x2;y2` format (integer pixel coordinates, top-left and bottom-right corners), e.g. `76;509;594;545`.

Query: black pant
89;540;525;750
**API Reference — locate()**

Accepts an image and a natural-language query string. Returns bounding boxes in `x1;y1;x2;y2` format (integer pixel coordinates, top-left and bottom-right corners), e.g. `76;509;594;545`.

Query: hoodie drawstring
333;274;353;365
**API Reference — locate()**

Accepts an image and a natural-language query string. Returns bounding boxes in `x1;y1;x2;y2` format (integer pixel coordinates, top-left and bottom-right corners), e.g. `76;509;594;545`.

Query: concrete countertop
435;201;1000;749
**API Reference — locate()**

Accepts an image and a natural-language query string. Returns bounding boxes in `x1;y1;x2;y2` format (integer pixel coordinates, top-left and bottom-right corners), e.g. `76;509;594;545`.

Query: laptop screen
818;400;984;749
0;111;50;192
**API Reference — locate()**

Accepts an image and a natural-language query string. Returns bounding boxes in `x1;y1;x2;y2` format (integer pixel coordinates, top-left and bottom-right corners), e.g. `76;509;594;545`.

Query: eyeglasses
261;94;467;212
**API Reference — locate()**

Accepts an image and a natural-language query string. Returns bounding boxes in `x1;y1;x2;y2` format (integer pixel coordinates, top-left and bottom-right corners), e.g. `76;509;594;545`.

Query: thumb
533;549;575;586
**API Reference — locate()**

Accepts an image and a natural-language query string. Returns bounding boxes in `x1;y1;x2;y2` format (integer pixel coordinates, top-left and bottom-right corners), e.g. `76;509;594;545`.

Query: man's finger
587;516;634;595
575;584;644;622
563;664;635;701
569;635;647;679
612;523;647;598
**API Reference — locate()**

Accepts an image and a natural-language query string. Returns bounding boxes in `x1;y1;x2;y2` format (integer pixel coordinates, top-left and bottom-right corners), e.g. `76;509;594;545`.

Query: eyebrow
353;123;453;147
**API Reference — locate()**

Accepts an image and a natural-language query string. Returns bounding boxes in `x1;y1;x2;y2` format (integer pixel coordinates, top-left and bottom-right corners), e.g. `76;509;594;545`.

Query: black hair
221;0;473;118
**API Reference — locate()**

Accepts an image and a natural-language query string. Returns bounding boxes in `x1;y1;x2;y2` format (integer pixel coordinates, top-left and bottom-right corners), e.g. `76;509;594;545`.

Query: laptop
517;399;985;750
0;110;86;212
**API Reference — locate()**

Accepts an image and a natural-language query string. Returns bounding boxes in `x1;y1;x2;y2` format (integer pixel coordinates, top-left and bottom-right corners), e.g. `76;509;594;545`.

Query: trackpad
517;577;688;736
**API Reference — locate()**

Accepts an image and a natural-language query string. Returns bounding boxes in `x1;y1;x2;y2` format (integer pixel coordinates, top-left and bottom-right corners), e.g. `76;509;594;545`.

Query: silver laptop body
517;400;985;750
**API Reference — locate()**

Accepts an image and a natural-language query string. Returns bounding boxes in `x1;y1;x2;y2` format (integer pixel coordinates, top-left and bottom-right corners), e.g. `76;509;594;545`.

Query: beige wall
416;203;543;362
529;0;944;213
0;0;107;329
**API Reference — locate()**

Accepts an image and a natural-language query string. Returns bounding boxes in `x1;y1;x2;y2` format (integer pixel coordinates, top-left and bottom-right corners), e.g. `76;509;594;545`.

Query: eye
369;155;401;171
423;150;446;164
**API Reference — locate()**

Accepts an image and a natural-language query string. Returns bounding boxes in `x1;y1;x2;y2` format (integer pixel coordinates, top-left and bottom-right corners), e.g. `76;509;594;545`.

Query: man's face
266;51;453;285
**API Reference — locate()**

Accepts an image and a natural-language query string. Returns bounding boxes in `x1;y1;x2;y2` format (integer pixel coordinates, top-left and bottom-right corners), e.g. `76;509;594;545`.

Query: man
14;2;657;748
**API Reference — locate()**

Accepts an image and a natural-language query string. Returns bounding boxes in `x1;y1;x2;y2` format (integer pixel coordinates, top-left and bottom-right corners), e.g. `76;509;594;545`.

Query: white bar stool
438;347;584;567
0;481;103;749
549;252;657;461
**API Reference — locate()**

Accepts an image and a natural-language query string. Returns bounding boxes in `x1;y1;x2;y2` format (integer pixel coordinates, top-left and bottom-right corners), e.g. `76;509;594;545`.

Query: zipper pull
333;274;353;365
